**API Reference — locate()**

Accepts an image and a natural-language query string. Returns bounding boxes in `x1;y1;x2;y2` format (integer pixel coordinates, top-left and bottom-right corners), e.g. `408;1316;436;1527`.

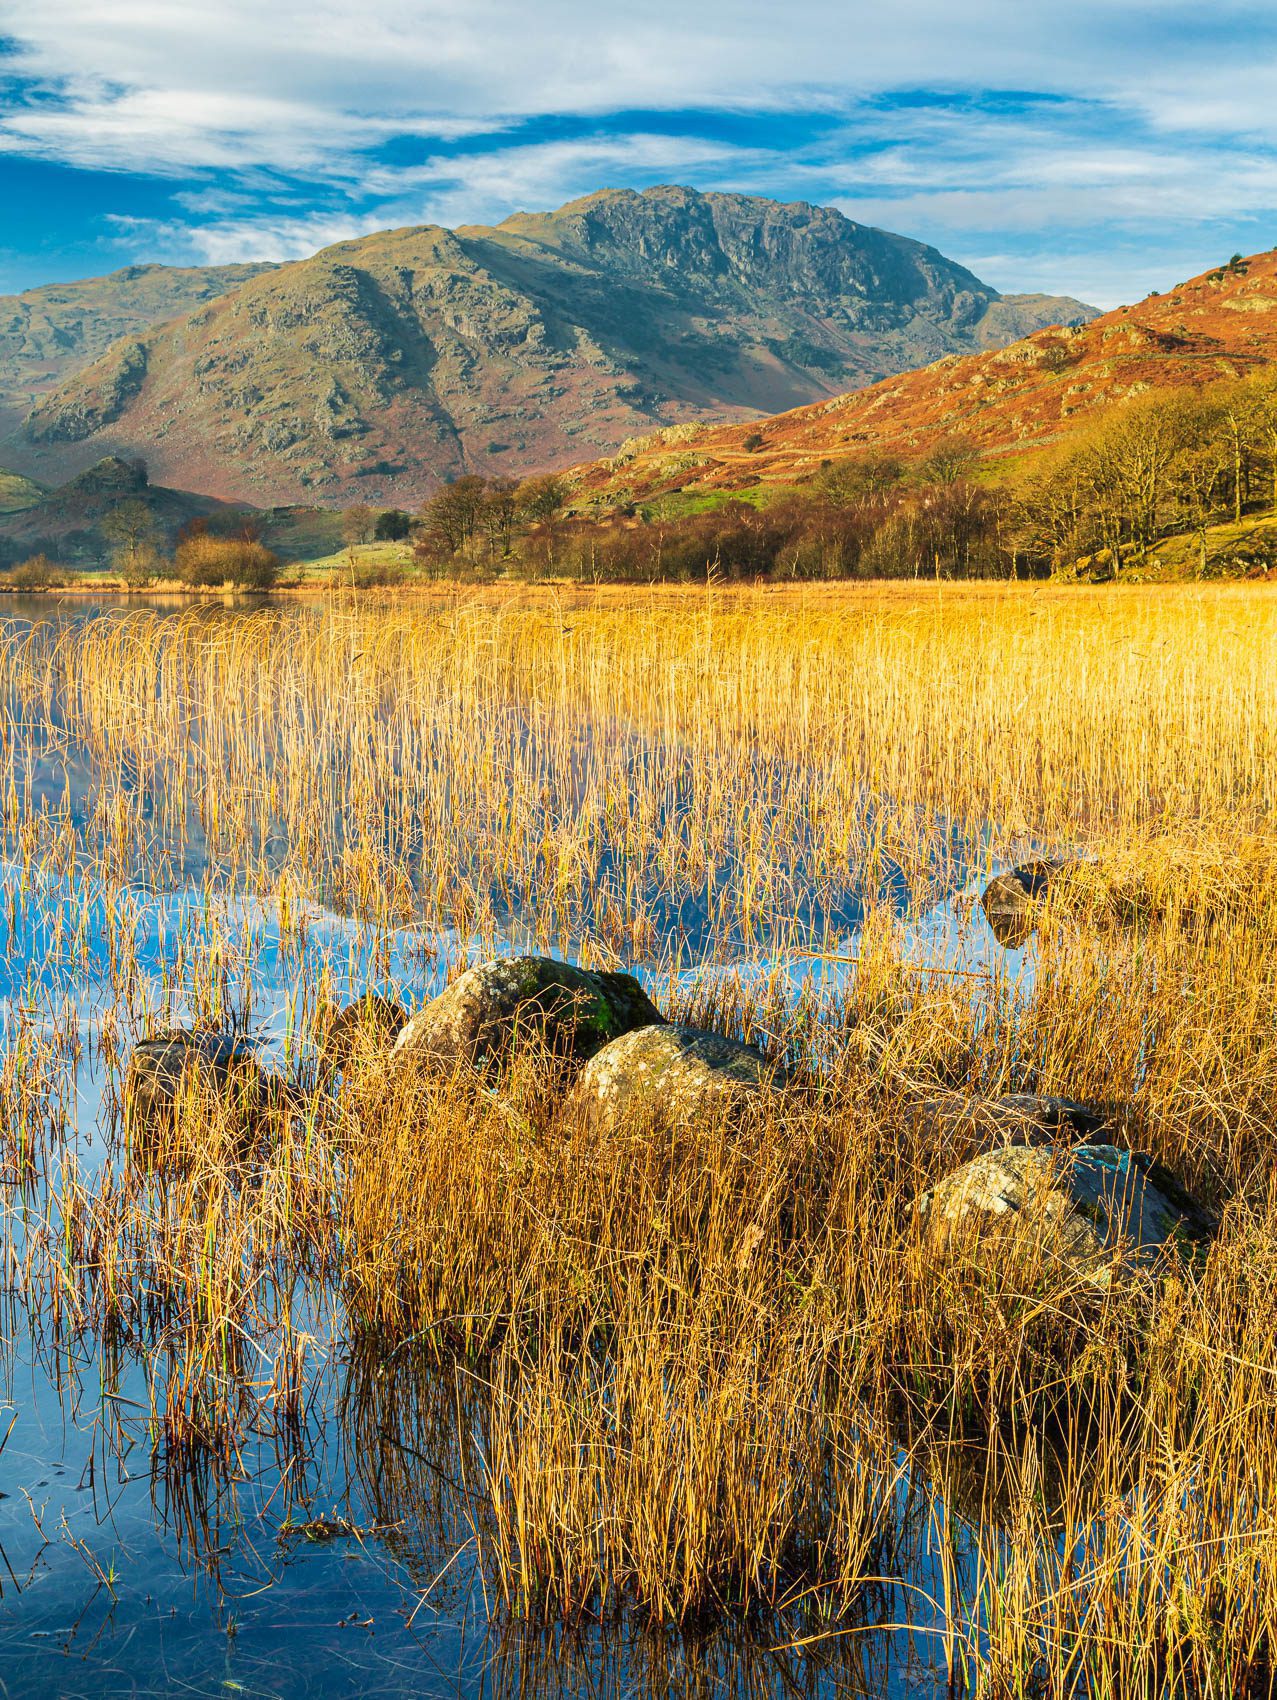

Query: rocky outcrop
394;955;664;1071
5;187;1095;504
316;993;407;1076
920;1143;1214;1285
568;1022;786;1136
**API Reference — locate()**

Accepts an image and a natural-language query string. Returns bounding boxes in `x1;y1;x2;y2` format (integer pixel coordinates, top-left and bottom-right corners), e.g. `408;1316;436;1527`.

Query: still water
0;598;1031;1698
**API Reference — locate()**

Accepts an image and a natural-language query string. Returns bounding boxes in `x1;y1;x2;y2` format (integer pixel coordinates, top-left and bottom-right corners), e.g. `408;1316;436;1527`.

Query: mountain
567;248;1277;506
0;262;275;426
2;187;1095;505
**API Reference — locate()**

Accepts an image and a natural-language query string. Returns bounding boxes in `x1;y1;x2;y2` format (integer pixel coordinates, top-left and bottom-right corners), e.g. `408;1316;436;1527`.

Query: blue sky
2;1;1276;306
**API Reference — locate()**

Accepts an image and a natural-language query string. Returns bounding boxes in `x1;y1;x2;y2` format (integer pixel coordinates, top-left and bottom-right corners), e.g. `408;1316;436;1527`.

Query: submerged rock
123;1028;267;1130
568;1022;786;1136
317;993;406;1075
920;1142;1214;1284
916;1092;1112;1153
980;859;1070;947
394;955;664;1071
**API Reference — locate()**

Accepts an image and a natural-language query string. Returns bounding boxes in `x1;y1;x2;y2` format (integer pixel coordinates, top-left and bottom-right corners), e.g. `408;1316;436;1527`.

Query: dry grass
0;582;1275;1693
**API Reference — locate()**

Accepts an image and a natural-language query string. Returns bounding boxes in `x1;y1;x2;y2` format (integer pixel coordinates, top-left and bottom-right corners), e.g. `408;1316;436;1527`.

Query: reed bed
0;583;1275;1695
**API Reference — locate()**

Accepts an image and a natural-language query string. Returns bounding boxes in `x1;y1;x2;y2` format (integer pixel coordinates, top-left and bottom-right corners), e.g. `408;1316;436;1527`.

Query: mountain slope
567;249;1277;504
0;262;274;424
5;187;1094;504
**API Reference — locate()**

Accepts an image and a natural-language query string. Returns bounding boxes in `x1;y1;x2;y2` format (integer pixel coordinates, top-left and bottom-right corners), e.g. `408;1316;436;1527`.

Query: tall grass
0;583;1275;1693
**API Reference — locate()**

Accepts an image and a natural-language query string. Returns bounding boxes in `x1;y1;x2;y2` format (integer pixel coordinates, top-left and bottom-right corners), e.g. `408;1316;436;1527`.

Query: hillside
3;187;1094;506
0;468;45;515
568;249;1277;506
0;262;274;426
0;455;247;566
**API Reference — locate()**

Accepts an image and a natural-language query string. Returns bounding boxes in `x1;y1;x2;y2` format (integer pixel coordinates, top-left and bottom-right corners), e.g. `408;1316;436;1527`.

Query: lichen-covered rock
317;993;406;1075
393;955;664;1071
915;1092;1111;1153
920;1143;1214;1284
981;859;1070;947
568;1023;786;1136
124;1028;265;1129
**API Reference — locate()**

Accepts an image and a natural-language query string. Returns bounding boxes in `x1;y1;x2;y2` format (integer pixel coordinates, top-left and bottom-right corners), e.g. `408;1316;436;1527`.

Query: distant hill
0;455;246;566
567;249;1277;506
0;262;275;426
2;187;1095;506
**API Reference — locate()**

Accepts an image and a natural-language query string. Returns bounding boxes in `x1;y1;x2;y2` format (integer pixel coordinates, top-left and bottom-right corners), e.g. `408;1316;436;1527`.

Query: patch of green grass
294;540;417;579
642;482;796;521
260;504;345;562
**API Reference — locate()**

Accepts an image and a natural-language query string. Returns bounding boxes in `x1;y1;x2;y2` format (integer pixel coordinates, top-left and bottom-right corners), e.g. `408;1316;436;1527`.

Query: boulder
568;1022;786;1136
920;1143;1214;1285
980;859;1069;947
317;992;406;1075
915;1092;1111;1153
123;1028;267;1130
394;955;664;1071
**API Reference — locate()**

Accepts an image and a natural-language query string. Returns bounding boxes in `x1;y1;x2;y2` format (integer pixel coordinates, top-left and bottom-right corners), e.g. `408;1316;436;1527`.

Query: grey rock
915;1092;1111;1152
980;859;1070;947
394;955;664;1071
568;1022;786;1136
123;1028;266;1129
317;993;406;1075
920;1143;1214;1286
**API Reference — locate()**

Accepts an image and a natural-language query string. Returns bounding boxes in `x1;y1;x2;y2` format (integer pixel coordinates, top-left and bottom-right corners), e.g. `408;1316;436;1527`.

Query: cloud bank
2;0;1276;302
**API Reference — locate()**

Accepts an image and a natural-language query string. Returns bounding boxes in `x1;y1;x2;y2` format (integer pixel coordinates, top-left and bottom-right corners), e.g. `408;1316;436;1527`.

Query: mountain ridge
2;187;1095;505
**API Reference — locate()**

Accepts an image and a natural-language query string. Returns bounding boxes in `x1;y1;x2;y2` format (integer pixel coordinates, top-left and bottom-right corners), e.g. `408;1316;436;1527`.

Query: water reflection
0;599;1040;1698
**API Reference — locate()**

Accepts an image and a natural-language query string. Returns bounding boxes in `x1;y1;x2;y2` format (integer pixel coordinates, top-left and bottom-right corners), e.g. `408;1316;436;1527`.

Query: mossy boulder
394;955;664;1071
920;1143;1215;1286
568;1022;786;1136
317;992;406;1075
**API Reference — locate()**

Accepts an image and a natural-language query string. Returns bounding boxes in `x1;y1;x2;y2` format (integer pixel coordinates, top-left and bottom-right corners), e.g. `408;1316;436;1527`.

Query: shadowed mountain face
3;187;1095;505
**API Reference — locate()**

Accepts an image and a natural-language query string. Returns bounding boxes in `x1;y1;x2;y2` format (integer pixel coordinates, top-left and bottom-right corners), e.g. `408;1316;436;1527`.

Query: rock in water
915;1092;1111;1152
568;1023;786;1136
394;955;664;1070
317;993;407;1075
124;1029;265;1129
920;1143;1213;1285
980;859;1068;947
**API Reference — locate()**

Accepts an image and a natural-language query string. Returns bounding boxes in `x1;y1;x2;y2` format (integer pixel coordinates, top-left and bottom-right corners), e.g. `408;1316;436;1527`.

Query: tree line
392;367;1277;583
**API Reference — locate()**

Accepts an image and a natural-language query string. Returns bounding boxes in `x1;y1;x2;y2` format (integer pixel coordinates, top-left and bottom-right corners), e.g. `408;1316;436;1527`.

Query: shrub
351;559;408;589
174;535;280;590
8;552;60;591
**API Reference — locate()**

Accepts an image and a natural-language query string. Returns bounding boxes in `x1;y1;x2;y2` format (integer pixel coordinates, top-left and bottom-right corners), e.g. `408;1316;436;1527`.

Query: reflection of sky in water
0;601;1037;1698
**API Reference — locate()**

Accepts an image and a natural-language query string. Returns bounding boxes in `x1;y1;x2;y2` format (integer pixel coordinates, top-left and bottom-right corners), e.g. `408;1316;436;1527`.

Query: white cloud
3;1;1274;173
2;0;1275;304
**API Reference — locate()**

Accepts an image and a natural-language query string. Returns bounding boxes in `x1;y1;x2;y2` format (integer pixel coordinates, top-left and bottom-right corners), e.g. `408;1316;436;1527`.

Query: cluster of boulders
123;935;1215;1286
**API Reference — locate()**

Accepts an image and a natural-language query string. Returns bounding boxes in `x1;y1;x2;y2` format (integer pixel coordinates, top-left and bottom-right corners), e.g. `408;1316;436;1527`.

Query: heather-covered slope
569;249;1277;506
6;187;1093;504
